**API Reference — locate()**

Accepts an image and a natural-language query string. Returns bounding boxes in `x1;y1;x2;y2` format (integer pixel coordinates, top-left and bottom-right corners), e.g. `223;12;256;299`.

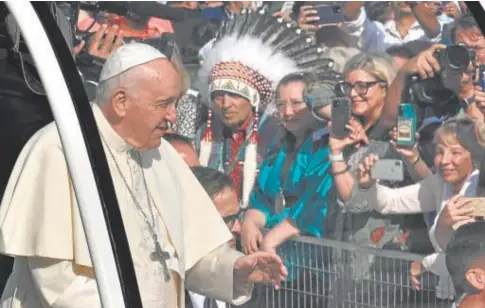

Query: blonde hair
343;52;397;85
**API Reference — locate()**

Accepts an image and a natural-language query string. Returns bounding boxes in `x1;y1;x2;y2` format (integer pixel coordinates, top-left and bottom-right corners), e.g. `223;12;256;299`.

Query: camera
302;71;346;121
410;44;476;113
332;5;342;13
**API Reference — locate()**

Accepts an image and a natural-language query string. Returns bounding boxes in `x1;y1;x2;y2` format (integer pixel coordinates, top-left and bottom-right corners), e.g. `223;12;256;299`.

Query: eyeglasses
275;100;306;110
223;209;246;228
339;80;387;96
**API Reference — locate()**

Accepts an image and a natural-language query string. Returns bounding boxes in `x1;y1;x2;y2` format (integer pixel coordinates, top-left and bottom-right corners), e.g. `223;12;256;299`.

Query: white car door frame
5;2;142;307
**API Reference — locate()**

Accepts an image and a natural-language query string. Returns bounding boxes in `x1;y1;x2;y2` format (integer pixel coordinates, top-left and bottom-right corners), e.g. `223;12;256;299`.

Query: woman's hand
410;260;424;291
357;154;379;189
438;195;475;230
260;238;277;255
241;220;263;255
402;44;446;79
329;118;369;154
389;127;421;162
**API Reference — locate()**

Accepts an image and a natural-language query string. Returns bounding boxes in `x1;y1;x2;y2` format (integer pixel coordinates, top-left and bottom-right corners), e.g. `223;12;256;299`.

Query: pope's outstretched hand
233;251;288;289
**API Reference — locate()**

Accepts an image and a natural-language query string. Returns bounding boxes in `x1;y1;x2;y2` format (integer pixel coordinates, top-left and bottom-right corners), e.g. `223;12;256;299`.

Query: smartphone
475;65;485;89
330;97;351;138
316;4;345;25
396;103;417;147
371;159;404;182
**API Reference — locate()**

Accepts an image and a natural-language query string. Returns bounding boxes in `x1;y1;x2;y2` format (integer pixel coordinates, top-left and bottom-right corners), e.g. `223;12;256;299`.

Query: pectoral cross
150;241;172;282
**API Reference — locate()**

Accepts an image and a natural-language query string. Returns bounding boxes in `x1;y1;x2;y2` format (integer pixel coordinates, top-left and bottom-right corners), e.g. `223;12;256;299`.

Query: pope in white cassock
0;43;287;308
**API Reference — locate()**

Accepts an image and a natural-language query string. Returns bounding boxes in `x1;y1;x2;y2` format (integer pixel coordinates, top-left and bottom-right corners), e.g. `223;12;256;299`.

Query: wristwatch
329;152;345;162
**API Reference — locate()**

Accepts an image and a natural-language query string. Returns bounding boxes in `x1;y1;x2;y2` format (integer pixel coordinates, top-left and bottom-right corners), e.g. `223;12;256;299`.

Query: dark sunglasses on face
223;209;246;228
339;80;387;96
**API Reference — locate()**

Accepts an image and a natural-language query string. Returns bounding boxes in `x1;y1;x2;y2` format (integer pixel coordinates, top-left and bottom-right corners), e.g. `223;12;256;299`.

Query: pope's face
122;59;181;150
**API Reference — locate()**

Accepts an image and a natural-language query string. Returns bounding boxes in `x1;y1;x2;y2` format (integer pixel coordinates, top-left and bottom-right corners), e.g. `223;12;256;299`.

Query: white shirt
342;8;442;52
189;291;227;308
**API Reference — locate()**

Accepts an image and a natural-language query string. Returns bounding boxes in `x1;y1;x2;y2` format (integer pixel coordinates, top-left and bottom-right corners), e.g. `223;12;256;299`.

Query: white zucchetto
99;42;167;83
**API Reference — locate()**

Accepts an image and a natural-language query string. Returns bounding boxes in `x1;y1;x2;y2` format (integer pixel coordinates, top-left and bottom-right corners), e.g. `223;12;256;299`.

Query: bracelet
331;165;350;176
329;152;345;162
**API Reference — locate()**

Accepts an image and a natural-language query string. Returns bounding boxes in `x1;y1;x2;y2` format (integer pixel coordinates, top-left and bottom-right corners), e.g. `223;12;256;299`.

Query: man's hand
234;252;288;290
88;24;124;60
241;220;263;255
402;44;446;79
297;5;320;33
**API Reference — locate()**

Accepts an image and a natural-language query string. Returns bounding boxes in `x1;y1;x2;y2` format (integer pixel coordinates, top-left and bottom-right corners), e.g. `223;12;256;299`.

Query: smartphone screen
316;5;345;25
397;103;417;147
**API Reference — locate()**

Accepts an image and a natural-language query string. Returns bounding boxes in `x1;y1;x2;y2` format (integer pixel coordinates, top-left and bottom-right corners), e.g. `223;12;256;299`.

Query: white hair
94;63;158;105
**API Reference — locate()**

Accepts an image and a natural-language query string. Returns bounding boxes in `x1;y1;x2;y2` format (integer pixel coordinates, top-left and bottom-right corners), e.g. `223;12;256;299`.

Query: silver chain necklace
100;134;172;282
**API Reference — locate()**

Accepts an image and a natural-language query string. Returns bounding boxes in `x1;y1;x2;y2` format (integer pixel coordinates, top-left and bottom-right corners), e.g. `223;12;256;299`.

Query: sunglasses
223;208;246;228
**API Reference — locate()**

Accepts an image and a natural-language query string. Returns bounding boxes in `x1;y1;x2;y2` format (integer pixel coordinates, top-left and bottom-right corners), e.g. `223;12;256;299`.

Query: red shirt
225;118;252;199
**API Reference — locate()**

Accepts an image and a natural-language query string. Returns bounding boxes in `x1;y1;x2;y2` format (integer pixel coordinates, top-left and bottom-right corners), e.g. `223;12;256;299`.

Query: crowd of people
1;1;485;308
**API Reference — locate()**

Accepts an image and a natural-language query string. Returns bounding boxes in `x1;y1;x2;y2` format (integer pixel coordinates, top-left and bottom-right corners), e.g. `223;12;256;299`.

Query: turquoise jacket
250;130;333;238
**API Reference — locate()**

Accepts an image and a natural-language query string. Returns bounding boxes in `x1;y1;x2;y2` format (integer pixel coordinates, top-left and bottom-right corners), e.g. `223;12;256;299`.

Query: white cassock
0;103;253;308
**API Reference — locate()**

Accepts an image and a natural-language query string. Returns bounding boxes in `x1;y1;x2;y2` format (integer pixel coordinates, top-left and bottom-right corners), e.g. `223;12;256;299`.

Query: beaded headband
209;61;273;107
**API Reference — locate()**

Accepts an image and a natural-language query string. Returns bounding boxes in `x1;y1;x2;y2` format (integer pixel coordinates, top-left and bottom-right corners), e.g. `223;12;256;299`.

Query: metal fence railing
219;235;456;308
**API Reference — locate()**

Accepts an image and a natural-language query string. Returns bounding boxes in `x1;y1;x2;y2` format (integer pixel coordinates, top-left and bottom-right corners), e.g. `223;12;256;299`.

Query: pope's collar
92;103;134;153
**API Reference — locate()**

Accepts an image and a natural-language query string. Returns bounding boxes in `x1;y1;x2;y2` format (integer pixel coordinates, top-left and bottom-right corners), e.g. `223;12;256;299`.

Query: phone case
467;197;485;217
331;97;351;138
315;5;345;25
451;197;485;230
472;66;485;87
371;159;404;182
397;103;417;147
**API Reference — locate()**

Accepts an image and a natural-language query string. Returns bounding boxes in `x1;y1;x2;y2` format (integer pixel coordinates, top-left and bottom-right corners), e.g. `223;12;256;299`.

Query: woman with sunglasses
326;53;418;253
357;115;485;298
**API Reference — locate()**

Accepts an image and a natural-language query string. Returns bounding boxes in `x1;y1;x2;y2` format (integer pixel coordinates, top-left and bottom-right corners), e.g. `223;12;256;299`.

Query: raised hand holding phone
329;117;369;155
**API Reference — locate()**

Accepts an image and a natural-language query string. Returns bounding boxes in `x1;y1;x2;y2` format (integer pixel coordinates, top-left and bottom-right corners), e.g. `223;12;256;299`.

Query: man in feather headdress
196;8;334;208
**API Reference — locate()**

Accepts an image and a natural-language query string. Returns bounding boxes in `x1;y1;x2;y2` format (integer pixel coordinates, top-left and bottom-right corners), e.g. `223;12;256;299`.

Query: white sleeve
421;252;449;277
364;174;439;215
341;7;388;52
29;258;101;308
185;244;253;305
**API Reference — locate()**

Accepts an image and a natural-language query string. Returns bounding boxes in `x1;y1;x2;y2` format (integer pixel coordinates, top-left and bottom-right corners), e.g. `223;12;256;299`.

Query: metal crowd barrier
217;235;455;308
